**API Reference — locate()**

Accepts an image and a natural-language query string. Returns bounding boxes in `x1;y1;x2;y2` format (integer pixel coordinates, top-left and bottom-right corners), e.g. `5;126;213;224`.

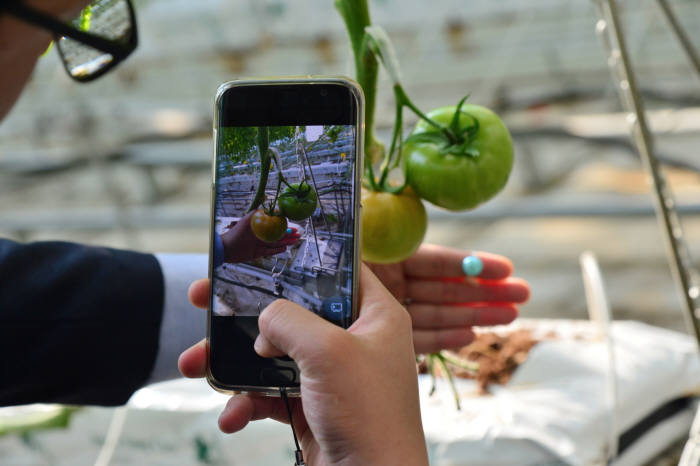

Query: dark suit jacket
0;239;164;406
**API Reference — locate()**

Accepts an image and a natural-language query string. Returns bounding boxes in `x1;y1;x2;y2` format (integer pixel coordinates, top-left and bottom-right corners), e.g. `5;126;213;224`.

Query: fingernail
253;335;263;354
217;410;230;433
462;255;484;276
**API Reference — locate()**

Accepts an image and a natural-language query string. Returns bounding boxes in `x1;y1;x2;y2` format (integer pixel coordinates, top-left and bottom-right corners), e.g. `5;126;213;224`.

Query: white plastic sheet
421;319;700;466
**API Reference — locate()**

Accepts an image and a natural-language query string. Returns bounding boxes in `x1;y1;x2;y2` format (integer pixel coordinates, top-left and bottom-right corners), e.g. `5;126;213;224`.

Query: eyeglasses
2;0;138;82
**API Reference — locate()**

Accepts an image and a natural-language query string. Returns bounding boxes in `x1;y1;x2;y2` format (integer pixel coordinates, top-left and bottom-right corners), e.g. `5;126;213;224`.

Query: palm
366;244;530;353
184;243;530;354
367;261;408;302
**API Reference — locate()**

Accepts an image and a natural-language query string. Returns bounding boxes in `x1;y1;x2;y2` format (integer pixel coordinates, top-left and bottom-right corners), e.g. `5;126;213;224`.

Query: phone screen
209;81;361;390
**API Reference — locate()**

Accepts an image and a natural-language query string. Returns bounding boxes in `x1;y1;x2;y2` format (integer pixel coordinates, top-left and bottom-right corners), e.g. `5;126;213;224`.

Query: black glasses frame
2;0;138;82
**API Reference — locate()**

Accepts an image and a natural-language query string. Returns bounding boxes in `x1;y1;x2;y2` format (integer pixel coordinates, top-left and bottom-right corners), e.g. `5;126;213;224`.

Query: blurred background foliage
217;126;295;165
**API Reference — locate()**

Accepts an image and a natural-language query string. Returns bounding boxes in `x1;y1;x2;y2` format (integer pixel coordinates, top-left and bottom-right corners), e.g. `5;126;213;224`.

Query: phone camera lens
320;89;328;97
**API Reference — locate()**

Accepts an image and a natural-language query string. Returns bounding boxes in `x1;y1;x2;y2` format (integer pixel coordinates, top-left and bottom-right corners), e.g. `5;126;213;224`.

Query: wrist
338;430;429;466
369;433;429;466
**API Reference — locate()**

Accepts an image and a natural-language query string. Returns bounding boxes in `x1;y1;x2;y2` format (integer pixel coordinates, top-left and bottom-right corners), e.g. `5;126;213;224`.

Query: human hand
220;211;300;263
179;266;429;466
368;243;530;353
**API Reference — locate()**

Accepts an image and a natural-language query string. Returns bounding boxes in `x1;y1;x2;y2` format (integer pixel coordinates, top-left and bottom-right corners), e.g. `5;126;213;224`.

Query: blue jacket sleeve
0;239;164;406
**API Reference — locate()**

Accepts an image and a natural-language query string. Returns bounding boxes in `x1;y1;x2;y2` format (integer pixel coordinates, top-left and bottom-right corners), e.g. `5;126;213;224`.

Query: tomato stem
269;146;291;188
441;352;479;372
435;352;462;410
247;127;271;213
269;176;282;213
378;91;404;188
426;355;436;396
269;148;285;211
365;154;379;191
334;0;378;169
394;85;458;144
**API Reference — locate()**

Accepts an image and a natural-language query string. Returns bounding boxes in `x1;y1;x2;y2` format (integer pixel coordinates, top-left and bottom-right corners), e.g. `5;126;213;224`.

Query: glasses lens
56;0;133;79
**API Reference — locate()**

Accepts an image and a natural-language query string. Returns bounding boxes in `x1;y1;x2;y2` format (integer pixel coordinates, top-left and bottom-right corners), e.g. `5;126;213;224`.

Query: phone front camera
320;89;328;97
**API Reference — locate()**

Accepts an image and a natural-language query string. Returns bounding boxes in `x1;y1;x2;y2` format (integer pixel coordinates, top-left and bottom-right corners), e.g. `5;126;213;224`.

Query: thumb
355;263;404;322
255;299;348;367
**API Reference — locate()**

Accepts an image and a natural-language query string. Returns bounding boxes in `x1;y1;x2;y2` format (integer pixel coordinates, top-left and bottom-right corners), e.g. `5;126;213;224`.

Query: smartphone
207;77;364;395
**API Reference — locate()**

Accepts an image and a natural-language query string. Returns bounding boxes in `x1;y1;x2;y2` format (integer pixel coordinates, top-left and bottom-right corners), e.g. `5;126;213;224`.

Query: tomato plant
404;103;513;211
279;182;318;221
334;2;515;262
250;208;288;243
361;187;426;264
335;0;512;408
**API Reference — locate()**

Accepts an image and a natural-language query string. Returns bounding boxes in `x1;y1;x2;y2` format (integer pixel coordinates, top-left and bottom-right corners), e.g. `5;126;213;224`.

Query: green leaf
324;125;342;143
217;126;295;165
364;25;402;86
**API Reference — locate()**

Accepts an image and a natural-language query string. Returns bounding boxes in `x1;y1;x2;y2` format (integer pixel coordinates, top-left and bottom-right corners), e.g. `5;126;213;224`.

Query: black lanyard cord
280;387;305;466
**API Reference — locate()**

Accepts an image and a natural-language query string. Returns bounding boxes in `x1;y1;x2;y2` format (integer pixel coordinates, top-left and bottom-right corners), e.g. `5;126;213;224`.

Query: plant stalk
436;352;461;410
247;127;270;213
394;85;456;144
378;95;403;188
334;0;379;181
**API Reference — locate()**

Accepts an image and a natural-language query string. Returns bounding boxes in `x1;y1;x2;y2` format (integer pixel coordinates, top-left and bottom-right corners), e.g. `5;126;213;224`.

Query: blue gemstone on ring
462;255;483;276
286;228;292;234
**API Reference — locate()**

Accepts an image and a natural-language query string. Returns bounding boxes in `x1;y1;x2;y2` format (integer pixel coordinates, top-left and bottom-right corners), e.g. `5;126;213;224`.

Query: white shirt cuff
148;253;208;384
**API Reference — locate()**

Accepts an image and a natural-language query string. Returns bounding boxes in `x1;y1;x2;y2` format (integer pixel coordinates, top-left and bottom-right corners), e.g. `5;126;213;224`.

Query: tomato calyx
370;87;484;194
403;103;514;211
404;95;481;159
279;181;318;220
288;180;313;198
260;203;284;218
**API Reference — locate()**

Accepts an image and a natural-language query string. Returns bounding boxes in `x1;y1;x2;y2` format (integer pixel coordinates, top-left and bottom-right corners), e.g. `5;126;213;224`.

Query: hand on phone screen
219;211;301;264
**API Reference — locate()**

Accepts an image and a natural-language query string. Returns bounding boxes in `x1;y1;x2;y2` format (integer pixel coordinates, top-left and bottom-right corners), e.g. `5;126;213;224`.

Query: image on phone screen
212;124;356;326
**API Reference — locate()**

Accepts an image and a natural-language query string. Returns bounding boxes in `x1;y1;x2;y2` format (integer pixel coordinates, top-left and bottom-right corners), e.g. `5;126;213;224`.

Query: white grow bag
421;318;700;466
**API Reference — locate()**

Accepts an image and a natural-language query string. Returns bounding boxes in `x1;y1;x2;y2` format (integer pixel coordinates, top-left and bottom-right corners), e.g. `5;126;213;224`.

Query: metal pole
593;0;700;346
656;0;700;80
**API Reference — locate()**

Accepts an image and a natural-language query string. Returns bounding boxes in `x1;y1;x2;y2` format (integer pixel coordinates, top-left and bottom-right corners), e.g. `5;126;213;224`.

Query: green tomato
404;104;513;211
361;187;427;264
250;208;288;242
278;182;318;221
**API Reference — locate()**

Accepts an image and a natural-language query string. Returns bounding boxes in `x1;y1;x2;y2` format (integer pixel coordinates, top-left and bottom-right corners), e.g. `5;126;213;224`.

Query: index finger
188;278;210;309
178;339;207;378
403;244;513;280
